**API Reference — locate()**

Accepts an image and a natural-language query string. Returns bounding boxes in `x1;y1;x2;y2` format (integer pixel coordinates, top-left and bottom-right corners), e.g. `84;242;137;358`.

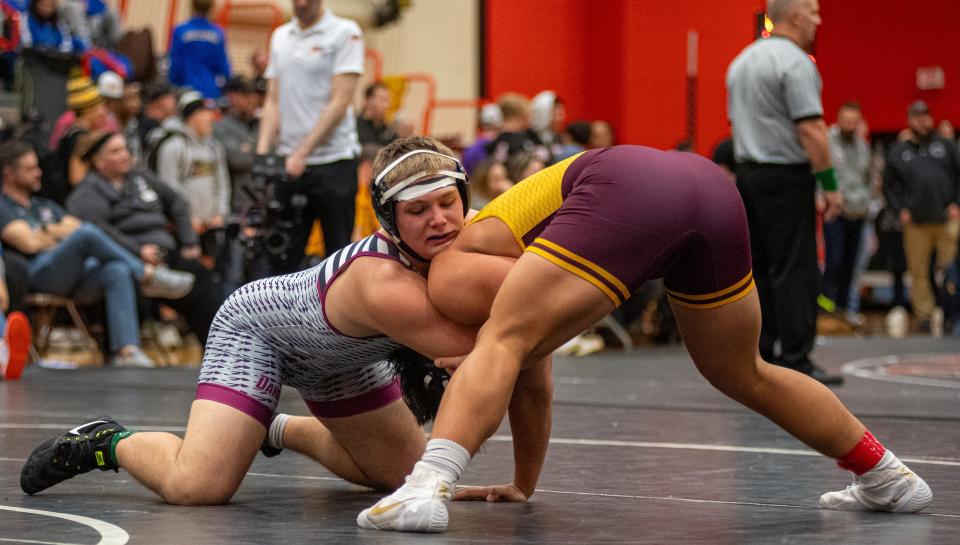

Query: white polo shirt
265;10;364;165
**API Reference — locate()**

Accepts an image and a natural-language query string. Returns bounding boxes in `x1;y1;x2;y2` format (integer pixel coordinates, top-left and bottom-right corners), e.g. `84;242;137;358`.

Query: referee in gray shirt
726;0;843;385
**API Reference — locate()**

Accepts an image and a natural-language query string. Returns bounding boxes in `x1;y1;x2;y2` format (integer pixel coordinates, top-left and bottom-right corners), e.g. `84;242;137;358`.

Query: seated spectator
0;140;194;367
505;149;545;182
135;82;176;167
589;119;615;148
48;70;121;155
19;0;86;53
554;119;590;162
0;244;31;380
469;158;512;208
66;132;226;343
462;102;502;174
356;81;396;147
112;78;142;160
41;72;109;205
168;0;230;99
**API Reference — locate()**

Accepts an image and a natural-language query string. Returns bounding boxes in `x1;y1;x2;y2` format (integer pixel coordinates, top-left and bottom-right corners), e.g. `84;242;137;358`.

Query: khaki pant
903;220;959;320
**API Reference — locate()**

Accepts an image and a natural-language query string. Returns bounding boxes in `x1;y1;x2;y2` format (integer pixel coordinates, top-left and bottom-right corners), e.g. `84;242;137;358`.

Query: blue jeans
28;224;145;352
823;216;864;311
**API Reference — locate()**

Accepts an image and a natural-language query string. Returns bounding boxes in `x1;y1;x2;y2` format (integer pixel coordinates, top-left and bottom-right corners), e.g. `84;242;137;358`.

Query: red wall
485;1;959;156
817;0;959;131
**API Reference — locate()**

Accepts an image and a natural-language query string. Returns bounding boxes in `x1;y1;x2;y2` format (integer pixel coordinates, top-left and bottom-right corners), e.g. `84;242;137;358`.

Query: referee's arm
796;117;843;220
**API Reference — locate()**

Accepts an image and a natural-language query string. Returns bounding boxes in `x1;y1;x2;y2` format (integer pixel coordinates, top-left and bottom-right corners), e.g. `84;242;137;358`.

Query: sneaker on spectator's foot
929;307;944;338
885;306;909;338
1;311;32;380
820;451;932;513
141;266;195;299
20;417;128;495
357;462;453;532
111;346;155;368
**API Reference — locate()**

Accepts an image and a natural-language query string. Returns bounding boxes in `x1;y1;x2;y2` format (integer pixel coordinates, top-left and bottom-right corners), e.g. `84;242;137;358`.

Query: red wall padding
485;0;957;155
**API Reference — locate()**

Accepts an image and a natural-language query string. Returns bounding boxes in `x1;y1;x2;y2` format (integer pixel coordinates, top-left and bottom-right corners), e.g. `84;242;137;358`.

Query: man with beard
883;100;960;334
822;102;872;318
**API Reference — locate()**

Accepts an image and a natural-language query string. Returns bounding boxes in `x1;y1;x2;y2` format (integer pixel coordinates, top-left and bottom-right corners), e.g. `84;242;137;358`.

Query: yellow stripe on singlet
468;152;585;249
532;238;631;301
667;279;755;309
664;271;754;301
527;245;623;305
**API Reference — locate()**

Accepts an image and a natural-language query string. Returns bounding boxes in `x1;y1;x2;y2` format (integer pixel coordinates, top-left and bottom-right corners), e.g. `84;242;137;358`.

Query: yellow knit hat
67;74;104;114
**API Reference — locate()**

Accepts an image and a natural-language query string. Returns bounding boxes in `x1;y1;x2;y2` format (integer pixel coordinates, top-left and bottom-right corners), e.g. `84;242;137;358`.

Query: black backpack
143;127;186;173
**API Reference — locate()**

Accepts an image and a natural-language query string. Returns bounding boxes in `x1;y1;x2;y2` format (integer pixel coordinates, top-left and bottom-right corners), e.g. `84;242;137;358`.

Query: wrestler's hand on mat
435;354;468;374
454;483;527;502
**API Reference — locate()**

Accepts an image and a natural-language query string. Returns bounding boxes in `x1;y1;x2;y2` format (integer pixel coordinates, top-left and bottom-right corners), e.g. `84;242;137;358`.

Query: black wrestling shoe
260;413;283;457
20;417;127;495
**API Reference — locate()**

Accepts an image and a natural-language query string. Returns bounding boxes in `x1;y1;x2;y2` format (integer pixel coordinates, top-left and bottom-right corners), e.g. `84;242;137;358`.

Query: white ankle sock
869;450;898;472
267;413;290;449
419;438;471;483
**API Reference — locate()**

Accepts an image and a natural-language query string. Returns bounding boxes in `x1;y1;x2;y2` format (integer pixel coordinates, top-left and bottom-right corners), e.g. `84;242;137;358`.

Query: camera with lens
228;154;309;271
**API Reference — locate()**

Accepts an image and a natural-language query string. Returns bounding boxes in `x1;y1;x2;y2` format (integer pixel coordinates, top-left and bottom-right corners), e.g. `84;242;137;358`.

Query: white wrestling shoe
357;462;453;532
820;452;933;513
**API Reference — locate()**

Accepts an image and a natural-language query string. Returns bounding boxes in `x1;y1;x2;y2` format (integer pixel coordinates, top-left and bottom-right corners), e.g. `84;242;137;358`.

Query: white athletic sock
419;438;471;483
869;450;898;473
267;413;290;449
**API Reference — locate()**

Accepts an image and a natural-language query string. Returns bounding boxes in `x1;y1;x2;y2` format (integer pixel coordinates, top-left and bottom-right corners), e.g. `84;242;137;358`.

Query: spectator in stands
66;132;224;344
157;91;233;291
469;158;512;209
19;0;86;53
113;79;142;159
823;102;872;319
356;81;396;147
214;76;259;214
41;72;109;205
48;70;121;154
156;91;230;242
136;82;176;168
64;0;122;48
0;140;194;367
462;102;502;174
938;119;955;142
168;0;230;100
249;47;269;109
256;0;364;269
588;119;615;149
710;136;737;181
505;149;545;183
487;93;548;165
883;100;960;335
391;110;416;139
530;90;565;158
554;119;591;162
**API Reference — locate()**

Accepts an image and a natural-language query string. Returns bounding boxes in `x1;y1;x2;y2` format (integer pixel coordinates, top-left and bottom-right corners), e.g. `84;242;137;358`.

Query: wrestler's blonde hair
372;136;460;190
